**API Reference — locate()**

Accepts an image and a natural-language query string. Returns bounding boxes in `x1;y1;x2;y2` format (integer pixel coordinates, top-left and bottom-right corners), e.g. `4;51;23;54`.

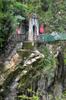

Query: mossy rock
17;49;31;58
2;68;21;98
23;41;34;50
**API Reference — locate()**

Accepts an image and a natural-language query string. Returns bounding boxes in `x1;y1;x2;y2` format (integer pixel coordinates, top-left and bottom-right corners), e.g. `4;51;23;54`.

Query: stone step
23;41;34;49
17;49;31;58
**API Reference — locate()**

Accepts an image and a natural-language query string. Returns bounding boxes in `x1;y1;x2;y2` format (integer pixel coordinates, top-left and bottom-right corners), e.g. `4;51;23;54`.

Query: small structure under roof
28;13;39;42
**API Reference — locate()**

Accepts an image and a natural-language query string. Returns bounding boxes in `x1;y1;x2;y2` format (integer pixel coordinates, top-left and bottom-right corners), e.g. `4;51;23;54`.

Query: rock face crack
5;76;19;100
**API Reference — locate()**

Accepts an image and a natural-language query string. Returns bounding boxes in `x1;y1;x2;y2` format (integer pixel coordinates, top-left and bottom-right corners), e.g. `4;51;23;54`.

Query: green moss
17;49;31;58
23;41;34;50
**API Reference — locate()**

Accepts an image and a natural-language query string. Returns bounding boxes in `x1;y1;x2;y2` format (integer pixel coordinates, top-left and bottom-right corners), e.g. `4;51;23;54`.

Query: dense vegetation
0;0;26;50
1;0;66;50
0;0;66;100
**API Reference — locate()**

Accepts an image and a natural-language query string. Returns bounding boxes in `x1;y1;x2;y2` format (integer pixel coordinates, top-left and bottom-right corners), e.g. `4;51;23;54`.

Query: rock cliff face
0;33;23;87
1;49;65;99
0;33;66;100
3;32;23;70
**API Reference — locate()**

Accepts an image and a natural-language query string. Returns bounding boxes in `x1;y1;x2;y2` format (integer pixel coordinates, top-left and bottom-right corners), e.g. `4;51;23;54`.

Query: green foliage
22;0;66;33
0;0;26;50
18;94;39;100
62;91;66;100
36;46;56;74
0;0;66;50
